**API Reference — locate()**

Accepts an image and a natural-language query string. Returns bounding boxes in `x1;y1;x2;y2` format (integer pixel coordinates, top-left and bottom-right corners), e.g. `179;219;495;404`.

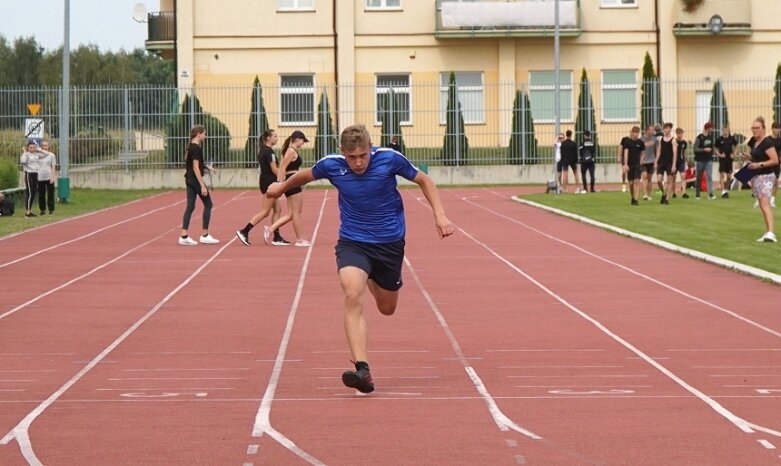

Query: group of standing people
555;129;597;193
19;140;57;218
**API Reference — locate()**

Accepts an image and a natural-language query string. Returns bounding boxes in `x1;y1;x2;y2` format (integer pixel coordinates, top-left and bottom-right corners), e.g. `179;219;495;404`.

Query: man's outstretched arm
266;168;316;198
412;171;455;238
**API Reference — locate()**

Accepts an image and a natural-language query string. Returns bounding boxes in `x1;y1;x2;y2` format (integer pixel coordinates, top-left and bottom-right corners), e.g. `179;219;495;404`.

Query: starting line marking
548;389;636;395
120;392;208;398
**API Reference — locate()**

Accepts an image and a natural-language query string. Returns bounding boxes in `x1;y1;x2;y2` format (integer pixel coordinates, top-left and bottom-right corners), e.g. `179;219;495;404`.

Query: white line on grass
250;191;328;466
452;208;781;441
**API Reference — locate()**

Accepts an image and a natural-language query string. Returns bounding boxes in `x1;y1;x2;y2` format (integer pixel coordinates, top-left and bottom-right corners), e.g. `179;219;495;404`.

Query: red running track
0;187;779;465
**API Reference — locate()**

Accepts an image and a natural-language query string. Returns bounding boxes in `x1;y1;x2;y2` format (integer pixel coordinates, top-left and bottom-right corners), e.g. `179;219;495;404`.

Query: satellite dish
132;3;148;23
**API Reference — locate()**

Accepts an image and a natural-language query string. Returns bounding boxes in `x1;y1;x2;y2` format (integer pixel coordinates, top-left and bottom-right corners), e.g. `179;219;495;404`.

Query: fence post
454;84;461;166
123;86;131;173
520;86;527;165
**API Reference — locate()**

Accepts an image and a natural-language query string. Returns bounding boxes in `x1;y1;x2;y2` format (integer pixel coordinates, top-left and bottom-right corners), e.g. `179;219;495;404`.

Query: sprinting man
675;128;689;198
622;126;645;206
715;125;738;198
655;122;677;205
641;125;658;200
266;124;455;393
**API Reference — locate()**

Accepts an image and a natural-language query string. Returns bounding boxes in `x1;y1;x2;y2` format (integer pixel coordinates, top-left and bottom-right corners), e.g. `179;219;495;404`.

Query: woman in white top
19;141;42;218
37;140;58;215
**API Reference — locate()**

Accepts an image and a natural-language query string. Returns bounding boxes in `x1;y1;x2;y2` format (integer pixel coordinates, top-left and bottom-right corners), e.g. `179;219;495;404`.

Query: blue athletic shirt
311;147;419;243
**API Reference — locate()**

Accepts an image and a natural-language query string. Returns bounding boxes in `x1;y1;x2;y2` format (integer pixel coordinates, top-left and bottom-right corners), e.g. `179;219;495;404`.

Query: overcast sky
0;0;159;52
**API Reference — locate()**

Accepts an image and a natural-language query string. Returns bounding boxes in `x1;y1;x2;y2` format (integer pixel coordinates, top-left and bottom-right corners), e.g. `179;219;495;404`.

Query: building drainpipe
654;0;661;78
333;0;340;130
173;0;179;87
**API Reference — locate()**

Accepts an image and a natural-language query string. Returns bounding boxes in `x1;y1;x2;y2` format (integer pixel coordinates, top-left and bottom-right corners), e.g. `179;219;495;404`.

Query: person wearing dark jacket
693;122;716;199
0;192;14;217
559;130;580;192
579;131;597;193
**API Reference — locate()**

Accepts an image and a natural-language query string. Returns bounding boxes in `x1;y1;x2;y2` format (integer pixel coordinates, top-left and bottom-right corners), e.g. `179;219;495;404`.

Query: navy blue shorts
335;238;405;292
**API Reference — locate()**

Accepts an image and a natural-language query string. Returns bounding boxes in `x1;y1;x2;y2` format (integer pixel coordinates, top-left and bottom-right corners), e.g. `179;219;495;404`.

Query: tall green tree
441;72;469;166
709;80;729;131
508;88;537;165
166;93;231;167
773;63;781;125
641;52;662;130
379;88;405;153
314;89;338;159
244;76;269;167
575;68;598;159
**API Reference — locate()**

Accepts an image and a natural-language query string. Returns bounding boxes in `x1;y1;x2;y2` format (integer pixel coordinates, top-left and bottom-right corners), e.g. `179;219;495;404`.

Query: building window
278;0;314;10
366;0;401;8
439;72;484;124
375;74;411;125
529;70;573;123
280;74;315;124
601;0;637;7
601;70;637;122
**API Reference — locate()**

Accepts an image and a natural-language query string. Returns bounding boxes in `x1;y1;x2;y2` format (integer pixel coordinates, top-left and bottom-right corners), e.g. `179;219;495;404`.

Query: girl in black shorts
267;130;312;247
235;129;288;245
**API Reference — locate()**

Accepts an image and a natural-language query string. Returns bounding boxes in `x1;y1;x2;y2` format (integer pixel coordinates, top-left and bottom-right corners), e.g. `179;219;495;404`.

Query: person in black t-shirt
579;130;597;193
674;128;689;198
654;122;677;205
267;130;312;247
559;130;580;192
693;122;715;199
715;125;738;198
236;129;291;246
179;125;219;246
770;121;781;207
742;117;779;242
622;126;645;205
618;130;632;193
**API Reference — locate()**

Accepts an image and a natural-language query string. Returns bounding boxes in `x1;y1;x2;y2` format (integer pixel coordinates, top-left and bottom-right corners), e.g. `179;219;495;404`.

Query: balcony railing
147;11;176;43
435;0;580;38
673;0;751;36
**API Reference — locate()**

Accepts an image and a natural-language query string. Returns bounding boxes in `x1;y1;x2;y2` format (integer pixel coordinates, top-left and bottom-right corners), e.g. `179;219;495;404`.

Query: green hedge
0;159;20;190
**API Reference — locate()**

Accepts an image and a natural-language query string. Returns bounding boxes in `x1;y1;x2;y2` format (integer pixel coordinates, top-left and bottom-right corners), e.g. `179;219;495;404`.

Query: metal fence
1;77;779;170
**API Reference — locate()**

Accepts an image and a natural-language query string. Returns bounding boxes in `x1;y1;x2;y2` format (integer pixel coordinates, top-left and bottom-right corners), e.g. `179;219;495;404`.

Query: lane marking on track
500;195;781;338
500;366;623;369
403;255;542;440
0;198;184;269
516;385;653;389
486;349;605;353
668;349;781;352
758;439;776;449
0;193;248;466
247;445;259;455
0;192;171;244
107;377;244;381
454;194;781;442
121;368;250;372
508;375;647;379
250;191;329;466
95;387;235;391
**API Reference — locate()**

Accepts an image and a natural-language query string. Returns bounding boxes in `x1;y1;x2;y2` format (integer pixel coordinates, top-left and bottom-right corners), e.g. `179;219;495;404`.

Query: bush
0;129;25;159
0;158;20;190
69;127;121;164
165;113;230;168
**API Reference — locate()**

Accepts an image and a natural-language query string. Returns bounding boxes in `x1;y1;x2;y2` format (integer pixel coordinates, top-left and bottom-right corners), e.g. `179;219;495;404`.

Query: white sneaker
294;239;312;247
757;232;778;243
199;234;219;244
263;226;273;245
178;236;198;246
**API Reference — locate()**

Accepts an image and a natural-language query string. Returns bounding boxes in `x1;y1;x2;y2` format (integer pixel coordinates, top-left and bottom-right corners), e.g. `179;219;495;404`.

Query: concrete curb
511;196;781;286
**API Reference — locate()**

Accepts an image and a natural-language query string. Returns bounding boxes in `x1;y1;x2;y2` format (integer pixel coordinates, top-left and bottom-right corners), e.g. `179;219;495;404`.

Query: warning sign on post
27;103;41;116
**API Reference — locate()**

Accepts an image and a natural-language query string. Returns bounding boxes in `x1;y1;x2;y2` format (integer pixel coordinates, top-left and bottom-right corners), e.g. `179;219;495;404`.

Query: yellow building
145;0;781;155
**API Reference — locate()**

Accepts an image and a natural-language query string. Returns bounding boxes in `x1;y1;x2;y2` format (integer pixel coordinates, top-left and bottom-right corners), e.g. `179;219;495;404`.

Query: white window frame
439;71;485;125
600;0;638;8
279;74;316;126
529;70;574;124
277;0;315;11
375;74;412;126
365;0;402;10
600;69;638;123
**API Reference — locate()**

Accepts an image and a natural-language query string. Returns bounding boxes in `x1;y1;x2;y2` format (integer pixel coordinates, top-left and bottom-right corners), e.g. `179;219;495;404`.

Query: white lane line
758;439;776;449
310;350;429;354
452;210;781;440
506;439;518;447
486;349;605;352
250;191;328;466
247;444;259;454
668;349;781;352
0;230;240;464
0;198;184;269
711;375;781;378
315;376;438;380
255;359;304;363
0;370;56;373
133;351;252;355
499;366;623;369
516;385;653;388
507;375;648;379
121;368;250;372
0;389;25;392
0;380;34;383
0;353;75;356
496;196;781;339
0;192;171;244
404;255;542;440
697;366;781;369
107;377;244;381
95;388;235;391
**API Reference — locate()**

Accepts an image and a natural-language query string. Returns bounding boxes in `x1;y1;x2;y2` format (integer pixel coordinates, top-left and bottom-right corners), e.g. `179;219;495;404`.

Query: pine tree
244;76;269;168
165;93;230;167
379;88;405;153
575;68;598;160
441;72;469;166
773;63;781;125
641;52;662;130
709;80;729;131
508;89;537;165
314;89;338;159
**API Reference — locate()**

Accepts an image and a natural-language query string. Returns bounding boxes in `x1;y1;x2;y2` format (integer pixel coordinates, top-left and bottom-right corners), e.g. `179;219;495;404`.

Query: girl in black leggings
179;125;219;246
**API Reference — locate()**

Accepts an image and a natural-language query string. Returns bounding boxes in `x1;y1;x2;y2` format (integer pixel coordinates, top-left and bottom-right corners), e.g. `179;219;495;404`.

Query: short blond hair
340;124;371;151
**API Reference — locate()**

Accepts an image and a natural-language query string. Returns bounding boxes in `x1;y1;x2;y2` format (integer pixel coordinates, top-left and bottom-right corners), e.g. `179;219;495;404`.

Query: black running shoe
272;238;291;246
235;230;250;246
24;212;37;218
682;193;689;199
342;363;374;393
722;192;729;199
631;199;639;206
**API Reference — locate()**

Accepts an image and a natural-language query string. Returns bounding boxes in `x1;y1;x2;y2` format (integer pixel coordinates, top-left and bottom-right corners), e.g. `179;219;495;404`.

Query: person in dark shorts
715;125;738;198
641;125;658;200
179;125;219;246
559;130;580;192
655;122;677;205
622;126;645;205
675;128;689;198
266;124;455;394
618;130;632;192
579;130;597;193
236;129;290;246
742;117;779;242
266;130;311;247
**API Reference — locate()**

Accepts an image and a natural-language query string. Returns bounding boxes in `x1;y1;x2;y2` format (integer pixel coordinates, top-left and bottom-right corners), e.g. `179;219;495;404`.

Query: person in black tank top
267;130;312;247
236;129;291;246
654;122;677;204
742;117;779;242
179;125;219;246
